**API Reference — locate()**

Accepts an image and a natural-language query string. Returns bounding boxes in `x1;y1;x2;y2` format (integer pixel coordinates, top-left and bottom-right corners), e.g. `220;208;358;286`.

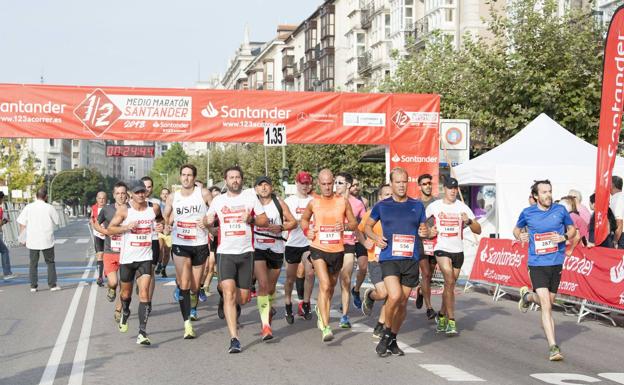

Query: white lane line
75;238;90;244
68;269;99;385
39;256;94;385
164;281;176;286
370;340;422;353
420;364;485;382
54;239;67;244
599;373;624;384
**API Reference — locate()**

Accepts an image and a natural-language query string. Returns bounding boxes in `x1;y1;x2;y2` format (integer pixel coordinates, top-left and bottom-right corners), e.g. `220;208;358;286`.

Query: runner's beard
538;196;552;208
228;182;242;193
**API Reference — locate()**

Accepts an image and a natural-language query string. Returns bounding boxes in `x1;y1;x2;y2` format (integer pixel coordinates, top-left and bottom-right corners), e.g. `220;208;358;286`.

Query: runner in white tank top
163;164;213;339
283;171;315;322
107;181;164;346
252;176;297;341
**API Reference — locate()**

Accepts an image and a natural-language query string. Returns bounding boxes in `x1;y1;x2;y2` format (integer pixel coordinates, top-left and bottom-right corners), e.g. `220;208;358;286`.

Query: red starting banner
471;238;624;310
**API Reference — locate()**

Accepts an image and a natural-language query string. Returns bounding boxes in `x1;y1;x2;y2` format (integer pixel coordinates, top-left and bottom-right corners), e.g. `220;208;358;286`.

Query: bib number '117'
264;124;287;147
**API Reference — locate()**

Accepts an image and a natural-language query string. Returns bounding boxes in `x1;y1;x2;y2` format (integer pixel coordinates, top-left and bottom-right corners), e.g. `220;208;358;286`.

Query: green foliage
150;142;188;192
50;168;105;205
0;138;43;197
383;0;604;154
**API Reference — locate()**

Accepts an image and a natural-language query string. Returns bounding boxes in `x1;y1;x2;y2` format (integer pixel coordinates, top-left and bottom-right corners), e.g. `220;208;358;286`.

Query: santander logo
391;153;401;163
201;102;219;118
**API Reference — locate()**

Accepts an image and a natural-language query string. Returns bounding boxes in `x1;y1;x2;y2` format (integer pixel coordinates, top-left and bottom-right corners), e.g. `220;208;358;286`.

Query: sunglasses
334;181;346;185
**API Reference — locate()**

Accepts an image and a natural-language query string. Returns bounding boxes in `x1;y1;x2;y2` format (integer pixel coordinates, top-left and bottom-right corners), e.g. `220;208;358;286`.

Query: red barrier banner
471;238;624;310
595;5;624;245
0;83;439;196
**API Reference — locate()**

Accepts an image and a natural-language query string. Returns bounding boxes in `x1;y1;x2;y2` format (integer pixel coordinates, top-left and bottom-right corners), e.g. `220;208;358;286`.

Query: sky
0;0;320;88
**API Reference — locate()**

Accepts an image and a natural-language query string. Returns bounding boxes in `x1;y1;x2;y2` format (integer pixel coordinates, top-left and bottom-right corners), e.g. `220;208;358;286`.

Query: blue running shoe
198;289;207;303
352;287;362;309
339;315;352;329
190;308;199;321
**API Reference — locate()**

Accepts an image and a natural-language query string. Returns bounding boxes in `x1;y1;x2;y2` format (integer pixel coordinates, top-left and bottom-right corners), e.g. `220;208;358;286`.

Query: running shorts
529;265;563;294
217;252;254;289
119;260;152;283
434;250;464;269
309;247;344;274
380;259;420;288
172;244;209;266
285;245;309;264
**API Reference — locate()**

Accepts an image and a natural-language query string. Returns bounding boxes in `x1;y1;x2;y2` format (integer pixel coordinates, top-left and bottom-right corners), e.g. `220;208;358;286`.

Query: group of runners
88;163;570;361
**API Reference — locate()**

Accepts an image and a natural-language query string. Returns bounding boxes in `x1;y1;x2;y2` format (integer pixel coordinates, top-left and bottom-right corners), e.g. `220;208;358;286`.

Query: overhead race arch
0;83;440;195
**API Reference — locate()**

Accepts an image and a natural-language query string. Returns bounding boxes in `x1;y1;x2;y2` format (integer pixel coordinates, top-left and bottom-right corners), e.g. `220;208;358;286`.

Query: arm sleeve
515;210;527;228
16;206;27;226
51;206;60;225
370;203;380;222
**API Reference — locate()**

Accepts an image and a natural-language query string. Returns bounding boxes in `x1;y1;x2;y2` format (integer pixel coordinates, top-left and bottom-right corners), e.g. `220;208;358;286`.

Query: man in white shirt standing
610;176;624;248
17;187;61;292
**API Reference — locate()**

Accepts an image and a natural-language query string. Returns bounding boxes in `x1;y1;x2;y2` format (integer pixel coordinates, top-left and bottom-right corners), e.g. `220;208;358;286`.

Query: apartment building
244;25;297;91
221;26;266;90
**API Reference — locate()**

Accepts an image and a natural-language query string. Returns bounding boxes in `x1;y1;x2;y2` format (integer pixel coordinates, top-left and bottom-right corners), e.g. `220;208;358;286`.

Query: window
72;152;79;159
385;13;391;39
356;33;366;57
445;8;453;22
49;139;55;147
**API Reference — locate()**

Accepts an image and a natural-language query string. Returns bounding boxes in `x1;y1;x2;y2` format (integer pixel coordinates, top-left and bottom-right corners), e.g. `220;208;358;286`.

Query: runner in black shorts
415;173;438;320
91;191;107;287
309;248;345;274
514;179;575;361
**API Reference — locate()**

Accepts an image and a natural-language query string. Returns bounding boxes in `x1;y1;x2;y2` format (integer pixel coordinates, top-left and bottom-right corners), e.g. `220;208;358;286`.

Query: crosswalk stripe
75;238;90;244
420;365;485;382
54;239;67;244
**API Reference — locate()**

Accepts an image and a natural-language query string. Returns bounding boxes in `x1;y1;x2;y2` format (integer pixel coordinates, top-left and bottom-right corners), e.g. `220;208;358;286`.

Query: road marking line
371;340;422;353
420;364;485;382
54;239;67;244
39;256;94;385
598;373;624;384
75;238;90;244
68;269;98;385
164;281;177;286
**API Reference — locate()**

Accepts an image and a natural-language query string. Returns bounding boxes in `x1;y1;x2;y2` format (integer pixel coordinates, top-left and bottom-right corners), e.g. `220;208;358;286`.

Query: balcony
360;1;373;29
412;17;428;45
282;54;295;70
357;51;372;76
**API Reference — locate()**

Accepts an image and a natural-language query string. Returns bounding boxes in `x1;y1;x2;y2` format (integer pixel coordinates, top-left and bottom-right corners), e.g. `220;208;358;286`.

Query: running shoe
261;325;273;341
184;320;196;339
172;287;180;302
50;286;61;292
218;297;225;319
285;304;295;325
362;288;374;316
198;288;207;303
30;287;37;293
445;319;458;336
339;315;352;329
387;339;405;356
352;287;362;309
302;302;312;320
435;314;447;333
376;333;390;356
190;308;199;321
549;345;563;361
415;287;424;309
518;286;530;313
114;309;121;323
119;317;129;333
136;333;151;346
372;323;384;339
155;264;162;275
297;301;304;317
228;338;242;353
426;308;436;320
3;273;17;280
161;269;167;278
321;326;334;342
106;288;116;302
315;305;323;330
96;277;104;287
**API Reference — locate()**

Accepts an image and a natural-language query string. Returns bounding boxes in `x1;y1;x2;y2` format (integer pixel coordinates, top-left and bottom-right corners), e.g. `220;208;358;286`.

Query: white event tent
454;113;624;239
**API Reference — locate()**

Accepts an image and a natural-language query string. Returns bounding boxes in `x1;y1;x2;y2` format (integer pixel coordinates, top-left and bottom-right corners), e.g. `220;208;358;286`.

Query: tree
383;0;604;154
0;139;43;198
150;142;188;192
51;168;105;206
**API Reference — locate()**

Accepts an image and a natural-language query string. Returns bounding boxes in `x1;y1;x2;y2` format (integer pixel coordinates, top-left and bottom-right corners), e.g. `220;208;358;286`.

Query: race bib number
440;218;461;238
93;228;105;240
343;230;356;243
319;225;340;244
255;227;276;244
295;207;305;219
534;232;558;255
374;245;381;260
422;239;435;256
129;227;151;247
110;234;122;252
392;234;415;257
223;215;246;237
176;221;198;240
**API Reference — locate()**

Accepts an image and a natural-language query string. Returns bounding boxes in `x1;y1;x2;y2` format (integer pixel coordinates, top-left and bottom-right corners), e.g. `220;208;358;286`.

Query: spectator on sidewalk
588;193;617;248
0;192;16;280
17;188;61;292
568;189;590;226
560;196;588;244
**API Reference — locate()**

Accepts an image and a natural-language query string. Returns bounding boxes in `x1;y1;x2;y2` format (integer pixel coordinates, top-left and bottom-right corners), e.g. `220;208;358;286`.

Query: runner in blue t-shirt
365;167;427;357
512;179;576;362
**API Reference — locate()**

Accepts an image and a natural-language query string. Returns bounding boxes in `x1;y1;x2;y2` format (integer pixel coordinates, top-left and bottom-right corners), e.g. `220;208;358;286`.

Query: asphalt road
1;219;623;385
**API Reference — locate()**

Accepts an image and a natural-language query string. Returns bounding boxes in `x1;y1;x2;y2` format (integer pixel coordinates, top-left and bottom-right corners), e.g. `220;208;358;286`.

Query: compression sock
139;302;149;335
179;289;191;322
257;295;270;326
295;277;305;300
121;297;131;323
97;260;104;279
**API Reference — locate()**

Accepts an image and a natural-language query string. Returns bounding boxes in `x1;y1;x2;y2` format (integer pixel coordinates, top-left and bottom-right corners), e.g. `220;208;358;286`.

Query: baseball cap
444;177;459;189
254;176;272;187
130;181;147;193
296;171;312;184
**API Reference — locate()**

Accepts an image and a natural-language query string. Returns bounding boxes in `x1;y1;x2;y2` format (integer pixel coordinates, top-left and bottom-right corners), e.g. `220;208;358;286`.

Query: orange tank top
311;195;346;253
